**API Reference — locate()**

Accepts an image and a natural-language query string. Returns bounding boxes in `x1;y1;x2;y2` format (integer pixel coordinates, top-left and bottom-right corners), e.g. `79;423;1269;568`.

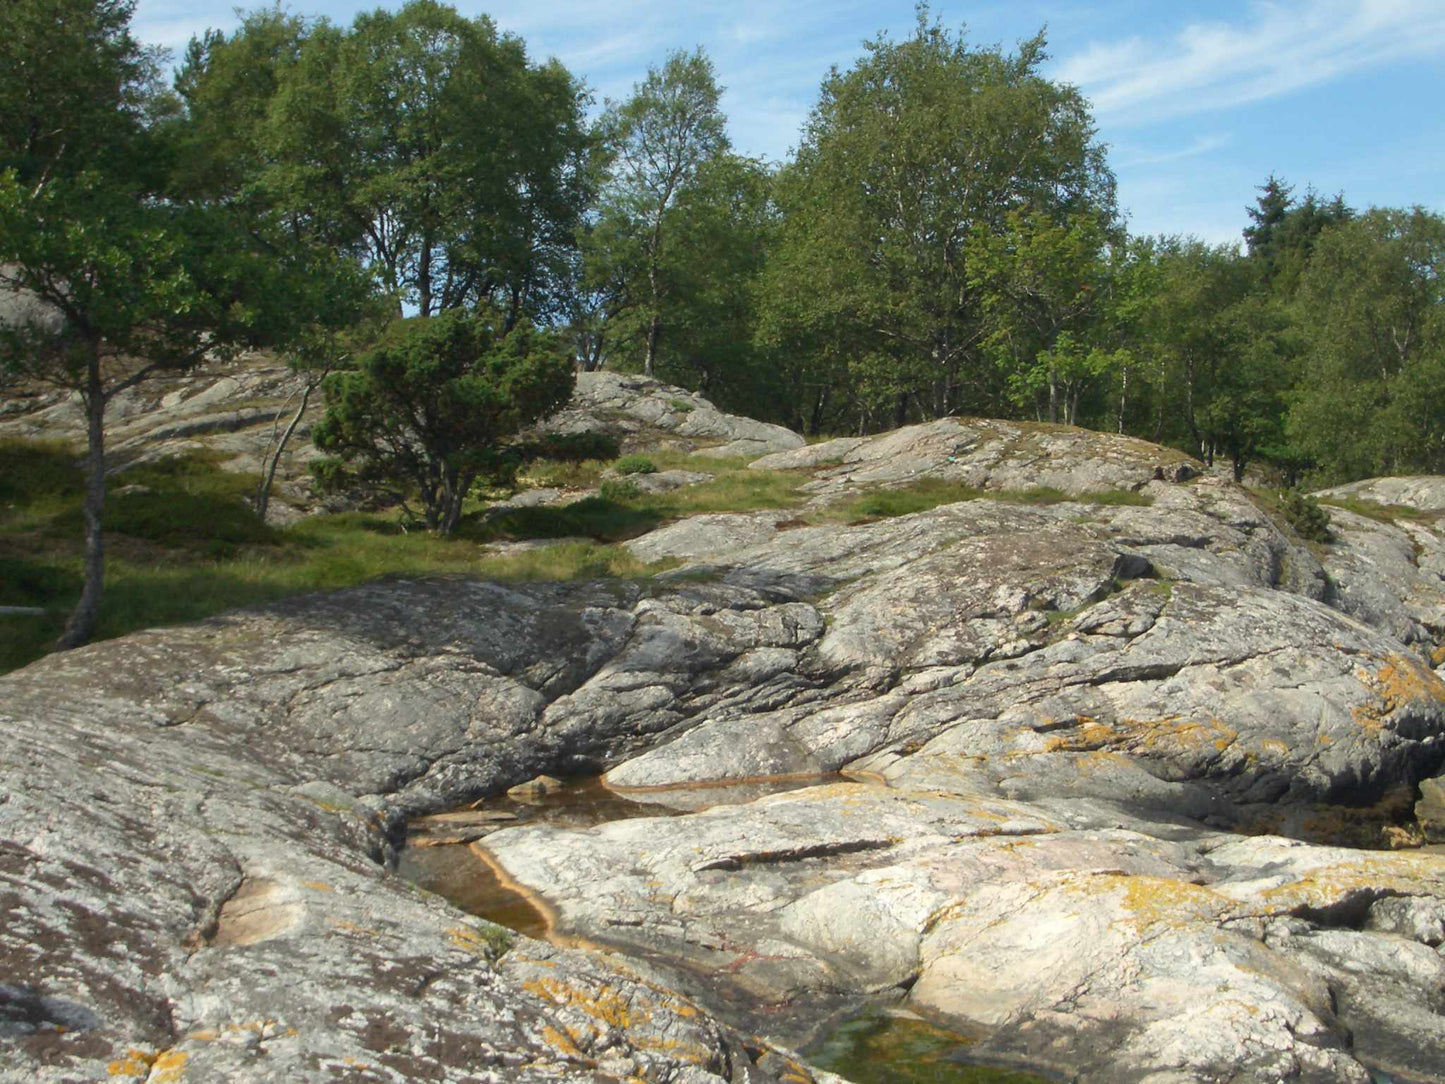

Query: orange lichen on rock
1044;714;1240;759
1353;654;1445;731
541;1024;586;1059
521;976;646;1030
107;1050;155;1078
150;1050;189;1083
1043;717;1122;752
107;1048;188;1082
1260;853;1445;914
1058;872;1228;932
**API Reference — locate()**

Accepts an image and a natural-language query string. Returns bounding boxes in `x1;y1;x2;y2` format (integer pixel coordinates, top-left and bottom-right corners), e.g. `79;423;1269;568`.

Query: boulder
539;371;804;458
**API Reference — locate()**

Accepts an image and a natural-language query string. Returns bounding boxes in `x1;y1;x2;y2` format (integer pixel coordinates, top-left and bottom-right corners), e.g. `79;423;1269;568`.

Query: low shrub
1279;489;1333;542
518;431;621;463
598;478;641;502
614;454;658;475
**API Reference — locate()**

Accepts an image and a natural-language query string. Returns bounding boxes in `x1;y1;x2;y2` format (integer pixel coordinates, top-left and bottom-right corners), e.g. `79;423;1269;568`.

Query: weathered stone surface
0;354;327;523
1317;475;1445;511
1309;501;1445;658
540;372;804;458
621;468;714;494
751;416;1192;499
1418;775;1445;842
5;382;1445;1083
0;582;832;1083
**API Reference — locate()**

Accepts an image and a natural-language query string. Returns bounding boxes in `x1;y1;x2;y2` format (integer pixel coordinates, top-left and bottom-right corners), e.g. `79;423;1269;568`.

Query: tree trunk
809;386;830;436
1047;367;1060;425
437;465;473;537
893;391;910;430
644;313;661;379
56;344;107;650
255;375;320;522
1117;363;1128;434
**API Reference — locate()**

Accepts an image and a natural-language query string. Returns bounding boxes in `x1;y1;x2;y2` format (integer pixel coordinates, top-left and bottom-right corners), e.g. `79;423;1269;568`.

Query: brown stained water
397;843;553;940
401;776;1061;1084
803;1010;1055;1084
398;773;834;939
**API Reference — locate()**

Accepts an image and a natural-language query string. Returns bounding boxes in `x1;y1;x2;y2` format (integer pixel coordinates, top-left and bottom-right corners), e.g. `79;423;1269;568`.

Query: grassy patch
659;468;804;514
830;480;987;521
0;436;685;675
465;497;664;544
0;439;84;527
517;457;610;489
824;480;1152;523
1317;496;1443;526
465;465;806;546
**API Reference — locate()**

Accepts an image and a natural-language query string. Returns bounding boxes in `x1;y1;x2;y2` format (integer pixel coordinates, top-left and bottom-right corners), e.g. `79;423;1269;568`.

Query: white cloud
1056;0;1445;126
1115;133;1233;167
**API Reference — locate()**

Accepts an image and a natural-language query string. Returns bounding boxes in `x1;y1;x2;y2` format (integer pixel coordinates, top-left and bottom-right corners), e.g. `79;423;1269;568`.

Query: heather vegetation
2;0;1442;651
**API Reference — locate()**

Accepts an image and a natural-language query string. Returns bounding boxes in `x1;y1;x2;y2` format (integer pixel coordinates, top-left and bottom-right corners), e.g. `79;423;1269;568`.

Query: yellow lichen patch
446;925;494;956
149;1050;189;1083
1353;654;1445;731
1259;854;1445;913
657;996;700;1019
631;1034;708;1062
522;977;646;1030
1432;643;1445;668
1048;714;1243;759
540;1026;585;1060
300;881;334;893
325;918;377;937
107;1049;155;1077
1043;718;1122;753
1259;739;1289;757
1063;873;1226;932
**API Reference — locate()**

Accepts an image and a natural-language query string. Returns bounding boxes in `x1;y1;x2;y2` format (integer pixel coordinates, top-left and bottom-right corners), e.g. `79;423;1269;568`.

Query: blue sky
131;0;1445;246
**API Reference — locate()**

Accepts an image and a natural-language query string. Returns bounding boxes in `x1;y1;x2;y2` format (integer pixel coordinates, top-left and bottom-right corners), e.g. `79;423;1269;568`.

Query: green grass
0;439;86;527
516;457;611;489
0;439;682;675
0;431;1150;676
465;463;807;545
823;479;1152;523
1316;496;1442;526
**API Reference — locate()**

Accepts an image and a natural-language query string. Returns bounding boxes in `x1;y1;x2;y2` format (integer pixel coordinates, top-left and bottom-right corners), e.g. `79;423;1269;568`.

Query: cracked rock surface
4;409;1445;1082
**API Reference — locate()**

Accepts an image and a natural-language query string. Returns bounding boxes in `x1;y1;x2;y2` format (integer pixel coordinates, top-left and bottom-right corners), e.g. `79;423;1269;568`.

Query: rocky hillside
3;370;1445;1084
0;359;804;524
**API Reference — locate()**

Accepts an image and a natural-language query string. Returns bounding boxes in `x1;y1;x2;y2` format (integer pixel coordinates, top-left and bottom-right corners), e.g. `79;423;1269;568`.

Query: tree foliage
1286;208;1445;480
177;0;594;322
584;49;731;378
760;9;1116;433
312;309;575;534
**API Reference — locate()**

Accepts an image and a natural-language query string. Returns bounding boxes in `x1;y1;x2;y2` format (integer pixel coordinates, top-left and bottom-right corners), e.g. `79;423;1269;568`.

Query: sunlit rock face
4;391;1445;1083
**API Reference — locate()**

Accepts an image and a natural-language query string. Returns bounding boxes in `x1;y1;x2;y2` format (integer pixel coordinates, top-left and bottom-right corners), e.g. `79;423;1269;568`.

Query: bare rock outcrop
4;400;1445;1083
540;371;805;458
